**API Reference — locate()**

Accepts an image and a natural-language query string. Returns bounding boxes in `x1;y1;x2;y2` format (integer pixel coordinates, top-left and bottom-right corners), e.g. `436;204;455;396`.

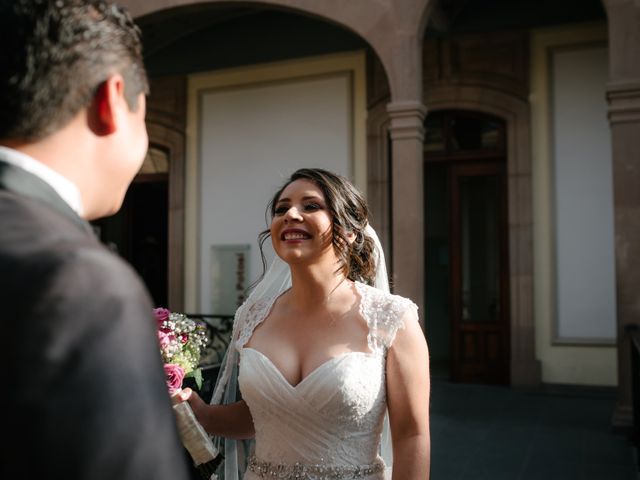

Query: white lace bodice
235;282;417;479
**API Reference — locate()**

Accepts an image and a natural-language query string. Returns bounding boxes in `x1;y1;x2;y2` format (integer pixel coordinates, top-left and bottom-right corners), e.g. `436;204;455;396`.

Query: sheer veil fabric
210;225;393;479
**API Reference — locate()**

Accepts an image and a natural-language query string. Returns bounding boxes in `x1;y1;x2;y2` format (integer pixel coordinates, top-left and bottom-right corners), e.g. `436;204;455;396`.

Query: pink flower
164;363;185;395
157;330;172;350
154;307;171;331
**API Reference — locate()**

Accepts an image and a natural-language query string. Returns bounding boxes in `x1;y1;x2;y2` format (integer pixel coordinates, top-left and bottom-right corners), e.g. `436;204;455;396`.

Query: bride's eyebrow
276;195;324;204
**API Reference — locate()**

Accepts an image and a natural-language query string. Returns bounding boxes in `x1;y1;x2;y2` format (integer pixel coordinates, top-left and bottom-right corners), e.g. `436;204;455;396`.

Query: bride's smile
280;228;311;241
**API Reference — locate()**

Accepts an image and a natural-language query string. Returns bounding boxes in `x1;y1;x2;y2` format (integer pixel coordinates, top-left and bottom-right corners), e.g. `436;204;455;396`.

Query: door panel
450;162;509;384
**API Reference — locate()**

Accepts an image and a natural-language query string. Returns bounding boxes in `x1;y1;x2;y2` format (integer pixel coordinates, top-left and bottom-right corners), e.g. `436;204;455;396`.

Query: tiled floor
430;380;638;479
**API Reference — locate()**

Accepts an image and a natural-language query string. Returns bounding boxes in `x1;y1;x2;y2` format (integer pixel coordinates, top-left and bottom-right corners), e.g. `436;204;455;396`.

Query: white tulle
210;225;415;479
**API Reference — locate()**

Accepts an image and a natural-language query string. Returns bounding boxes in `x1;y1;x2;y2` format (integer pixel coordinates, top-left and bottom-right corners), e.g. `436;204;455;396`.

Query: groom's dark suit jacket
0;160;190;480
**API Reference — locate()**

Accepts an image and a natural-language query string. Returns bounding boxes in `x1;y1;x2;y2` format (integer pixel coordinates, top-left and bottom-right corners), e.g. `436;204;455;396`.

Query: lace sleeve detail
235;297;276;351
355;282;418;352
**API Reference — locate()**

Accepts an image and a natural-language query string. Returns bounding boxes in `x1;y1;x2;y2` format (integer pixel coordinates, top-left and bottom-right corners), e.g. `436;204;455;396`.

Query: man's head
0;0;148;141
0;0;150;219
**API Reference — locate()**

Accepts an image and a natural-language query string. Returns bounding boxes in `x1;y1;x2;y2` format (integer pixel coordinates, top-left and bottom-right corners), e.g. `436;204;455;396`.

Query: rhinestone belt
247;455;385;479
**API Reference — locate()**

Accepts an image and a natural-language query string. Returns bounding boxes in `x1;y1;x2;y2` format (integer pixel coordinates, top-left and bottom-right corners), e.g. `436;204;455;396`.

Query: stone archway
143;75;188;310
124;0;431;102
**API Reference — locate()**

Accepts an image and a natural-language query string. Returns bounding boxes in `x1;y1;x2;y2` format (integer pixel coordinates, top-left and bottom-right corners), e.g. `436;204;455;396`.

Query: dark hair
258;168;377;285
0;0;149;141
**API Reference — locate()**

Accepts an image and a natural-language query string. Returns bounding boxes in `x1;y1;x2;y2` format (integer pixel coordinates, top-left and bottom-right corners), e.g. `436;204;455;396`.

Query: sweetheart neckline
241;347;378;389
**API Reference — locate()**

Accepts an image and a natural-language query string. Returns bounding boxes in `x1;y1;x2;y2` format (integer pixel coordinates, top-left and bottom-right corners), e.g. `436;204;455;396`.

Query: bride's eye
303;203;321;212
274;205;289;216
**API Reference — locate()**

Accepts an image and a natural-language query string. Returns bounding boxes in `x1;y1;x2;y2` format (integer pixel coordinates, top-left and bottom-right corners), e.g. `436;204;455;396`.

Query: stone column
387;101;427;318
603;0;640;428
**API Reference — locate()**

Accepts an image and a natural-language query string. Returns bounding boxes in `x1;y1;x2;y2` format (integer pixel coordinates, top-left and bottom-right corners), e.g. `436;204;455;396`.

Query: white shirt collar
0;146;84;216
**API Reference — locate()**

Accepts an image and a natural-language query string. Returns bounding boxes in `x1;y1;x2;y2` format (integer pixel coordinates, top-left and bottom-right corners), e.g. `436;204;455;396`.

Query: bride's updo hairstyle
258;168;377;285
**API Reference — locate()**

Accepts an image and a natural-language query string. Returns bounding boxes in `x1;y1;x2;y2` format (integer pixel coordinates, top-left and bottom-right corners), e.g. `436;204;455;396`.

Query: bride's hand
175;389;254;439
173;388;207;420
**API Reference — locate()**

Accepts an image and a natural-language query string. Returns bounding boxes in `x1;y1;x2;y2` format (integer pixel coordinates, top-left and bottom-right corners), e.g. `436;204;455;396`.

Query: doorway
424;110;510;384
91;146;170;308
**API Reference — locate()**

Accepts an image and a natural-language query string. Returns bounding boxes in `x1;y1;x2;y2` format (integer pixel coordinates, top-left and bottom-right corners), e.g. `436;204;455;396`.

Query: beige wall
530;23;617;386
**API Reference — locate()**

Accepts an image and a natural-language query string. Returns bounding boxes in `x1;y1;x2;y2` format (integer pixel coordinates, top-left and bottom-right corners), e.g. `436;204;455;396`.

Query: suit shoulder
2;230;154;334
0;189;87;243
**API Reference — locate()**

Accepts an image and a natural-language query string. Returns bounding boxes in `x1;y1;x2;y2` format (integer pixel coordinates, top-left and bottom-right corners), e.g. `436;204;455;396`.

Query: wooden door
449;162;509;383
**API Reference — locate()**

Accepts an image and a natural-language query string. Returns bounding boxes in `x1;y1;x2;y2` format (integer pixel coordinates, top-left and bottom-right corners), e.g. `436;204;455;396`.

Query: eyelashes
274;203;322;216
304;203;321;212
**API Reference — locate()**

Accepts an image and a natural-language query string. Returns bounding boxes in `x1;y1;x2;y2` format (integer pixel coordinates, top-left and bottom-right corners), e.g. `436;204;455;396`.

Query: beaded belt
247;455;385;479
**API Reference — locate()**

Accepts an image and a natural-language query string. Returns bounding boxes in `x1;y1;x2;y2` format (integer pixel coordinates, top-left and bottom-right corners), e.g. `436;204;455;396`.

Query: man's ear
88;74;125;136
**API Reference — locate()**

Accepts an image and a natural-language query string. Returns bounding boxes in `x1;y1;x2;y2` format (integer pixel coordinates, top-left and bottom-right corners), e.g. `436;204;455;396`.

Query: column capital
386;101;427;141
607;81;640;125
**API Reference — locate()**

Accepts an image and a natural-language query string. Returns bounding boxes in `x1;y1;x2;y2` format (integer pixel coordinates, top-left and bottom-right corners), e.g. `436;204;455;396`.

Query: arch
423;86;540;387
123;0;431;102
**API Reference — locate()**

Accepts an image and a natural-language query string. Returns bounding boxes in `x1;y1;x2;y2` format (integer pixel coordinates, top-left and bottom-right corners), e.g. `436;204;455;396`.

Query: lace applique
355;282;418;353
235;283;418;354
235;296;277;351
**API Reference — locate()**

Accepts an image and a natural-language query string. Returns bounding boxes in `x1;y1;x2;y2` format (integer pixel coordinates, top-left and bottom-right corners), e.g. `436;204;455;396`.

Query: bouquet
154;308;223;480
155;307;208;394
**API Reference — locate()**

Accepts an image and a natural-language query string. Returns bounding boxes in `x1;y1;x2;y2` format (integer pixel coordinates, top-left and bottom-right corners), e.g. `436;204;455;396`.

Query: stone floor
430;380;638;479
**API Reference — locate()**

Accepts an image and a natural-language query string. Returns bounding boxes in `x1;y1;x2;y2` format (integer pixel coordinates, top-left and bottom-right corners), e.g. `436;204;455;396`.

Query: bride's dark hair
257;168;377;285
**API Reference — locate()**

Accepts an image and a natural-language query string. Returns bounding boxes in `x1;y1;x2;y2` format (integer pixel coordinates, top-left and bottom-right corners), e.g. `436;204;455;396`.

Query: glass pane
450;116;501;151
460;175;500;323
424;113;446;152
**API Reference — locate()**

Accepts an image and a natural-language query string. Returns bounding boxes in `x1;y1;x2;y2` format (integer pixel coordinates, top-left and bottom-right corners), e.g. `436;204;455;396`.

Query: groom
0;1;190;479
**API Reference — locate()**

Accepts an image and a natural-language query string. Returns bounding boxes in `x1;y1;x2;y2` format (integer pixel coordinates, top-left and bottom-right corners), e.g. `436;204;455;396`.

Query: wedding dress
235;281;417;480
211;225;417;480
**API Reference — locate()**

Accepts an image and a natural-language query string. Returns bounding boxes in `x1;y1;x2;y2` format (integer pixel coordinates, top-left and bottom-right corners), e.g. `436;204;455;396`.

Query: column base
510;357;542;388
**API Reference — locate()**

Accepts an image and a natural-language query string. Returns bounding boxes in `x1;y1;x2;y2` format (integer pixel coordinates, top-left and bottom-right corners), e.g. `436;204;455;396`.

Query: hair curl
258;168;377;285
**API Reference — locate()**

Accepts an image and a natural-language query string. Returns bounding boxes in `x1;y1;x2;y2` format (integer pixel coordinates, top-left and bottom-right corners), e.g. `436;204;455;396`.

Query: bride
176;168;430;479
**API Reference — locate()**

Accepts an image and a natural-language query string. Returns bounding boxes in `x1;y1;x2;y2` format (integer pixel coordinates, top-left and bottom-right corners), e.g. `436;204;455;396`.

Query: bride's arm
175;389;255;440
386;308;431;480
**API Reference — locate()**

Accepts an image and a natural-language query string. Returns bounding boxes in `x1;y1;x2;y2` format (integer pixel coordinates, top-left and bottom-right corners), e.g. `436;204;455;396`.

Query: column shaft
387;101;427;320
